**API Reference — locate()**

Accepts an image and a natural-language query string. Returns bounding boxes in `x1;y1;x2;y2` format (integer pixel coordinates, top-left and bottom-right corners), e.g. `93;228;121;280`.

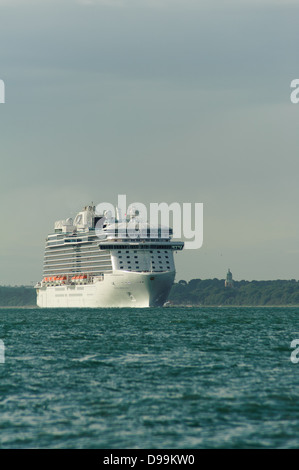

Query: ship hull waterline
36;271;175;308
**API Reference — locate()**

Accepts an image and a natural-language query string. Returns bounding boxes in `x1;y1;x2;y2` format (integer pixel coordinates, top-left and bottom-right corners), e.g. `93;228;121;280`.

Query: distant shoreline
0;305;299;309
2;280;299;308
166;304;299;308
0;305;37;309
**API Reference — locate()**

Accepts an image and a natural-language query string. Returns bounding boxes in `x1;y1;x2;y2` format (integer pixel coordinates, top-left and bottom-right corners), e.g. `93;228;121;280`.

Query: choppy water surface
0;306;299;448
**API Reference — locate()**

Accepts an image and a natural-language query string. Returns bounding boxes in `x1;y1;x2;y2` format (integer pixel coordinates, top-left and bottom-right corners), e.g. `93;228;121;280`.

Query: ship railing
41;273;106;286
93;274;104;282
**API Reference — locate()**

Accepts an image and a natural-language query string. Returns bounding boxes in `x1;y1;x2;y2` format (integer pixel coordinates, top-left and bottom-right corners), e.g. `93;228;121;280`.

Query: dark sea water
0;306;299;449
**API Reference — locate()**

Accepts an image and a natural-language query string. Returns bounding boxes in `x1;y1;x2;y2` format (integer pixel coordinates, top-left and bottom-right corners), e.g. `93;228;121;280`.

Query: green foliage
0;286;36;306
169;279;299;306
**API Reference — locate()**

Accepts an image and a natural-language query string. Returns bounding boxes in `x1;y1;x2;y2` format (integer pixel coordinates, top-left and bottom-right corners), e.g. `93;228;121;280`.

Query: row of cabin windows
119;260;170;264
118;262;170;270
117;255;169;259
119;255;169;259
119;266;170;270
117;250;169;254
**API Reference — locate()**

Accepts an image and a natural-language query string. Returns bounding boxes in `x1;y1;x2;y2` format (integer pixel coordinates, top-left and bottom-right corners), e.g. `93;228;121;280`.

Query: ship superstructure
35;205;184;308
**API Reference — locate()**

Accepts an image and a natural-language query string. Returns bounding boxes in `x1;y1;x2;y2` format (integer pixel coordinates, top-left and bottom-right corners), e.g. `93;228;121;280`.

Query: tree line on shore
0;286;36;306
2;279;299;306
169;278;299;306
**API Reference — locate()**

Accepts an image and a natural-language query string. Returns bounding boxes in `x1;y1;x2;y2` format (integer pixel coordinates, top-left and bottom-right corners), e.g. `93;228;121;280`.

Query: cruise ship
35;204;184;308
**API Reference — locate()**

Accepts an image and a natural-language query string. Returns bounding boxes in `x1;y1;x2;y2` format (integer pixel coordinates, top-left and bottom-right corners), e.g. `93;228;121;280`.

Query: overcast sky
1;0;299;285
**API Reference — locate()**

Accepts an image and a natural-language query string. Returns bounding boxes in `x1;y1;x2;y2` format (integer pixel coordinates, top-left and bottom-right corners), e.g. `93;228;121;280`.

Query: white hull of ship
36;270;175;308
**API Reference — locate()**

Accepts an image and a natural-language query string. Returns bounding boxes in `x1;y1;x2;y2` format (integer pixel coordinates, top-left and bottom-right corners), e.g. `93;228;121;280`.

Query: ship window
158;256;161;258
120;266;123;269
165;256;169;259
126;256;130;259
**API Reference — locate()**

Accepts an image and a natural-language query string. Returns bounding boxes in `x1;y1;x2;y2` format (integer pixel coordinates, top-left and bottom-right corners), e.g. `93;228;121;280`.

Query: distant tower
225;268;234;288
